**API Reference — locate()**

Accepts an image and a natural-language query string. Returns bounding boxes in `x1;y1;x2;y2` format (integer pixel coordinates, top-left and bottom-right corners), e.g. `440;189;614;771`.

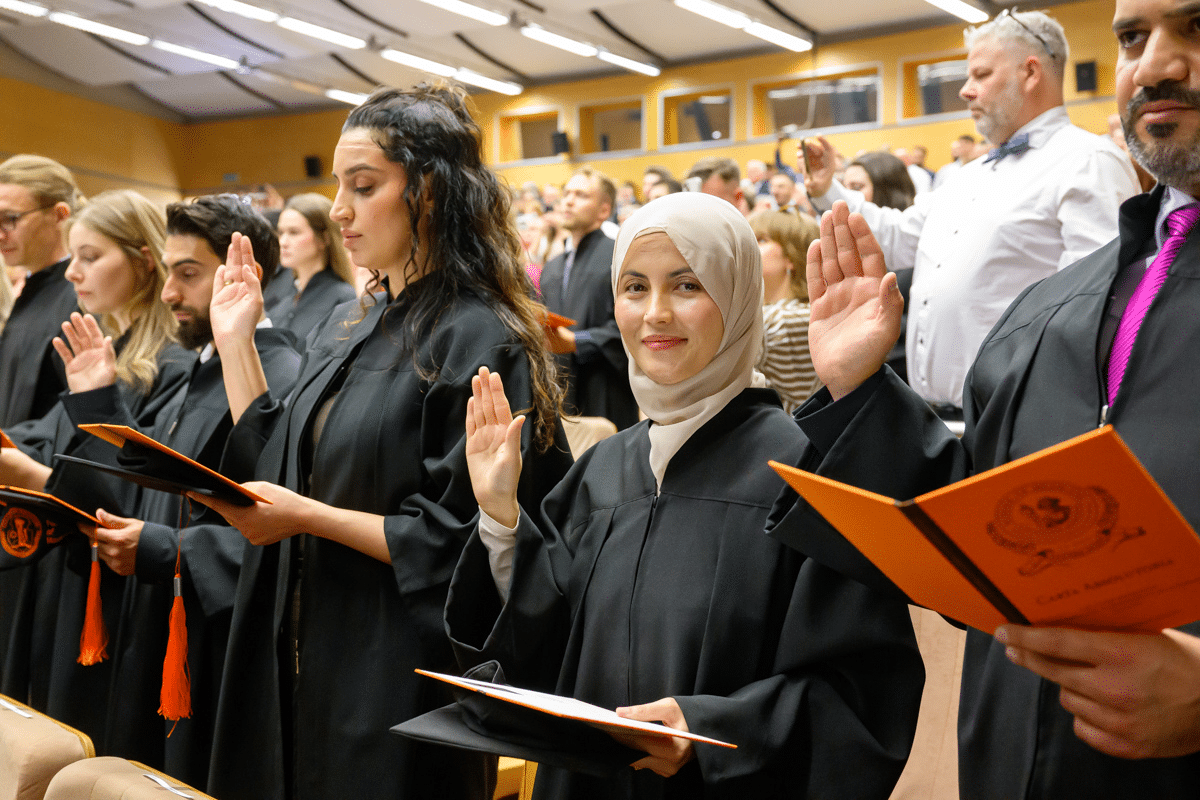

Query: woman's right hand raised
209;232;263;353
807;201;904;401
53;312;117;394
465;367;524;529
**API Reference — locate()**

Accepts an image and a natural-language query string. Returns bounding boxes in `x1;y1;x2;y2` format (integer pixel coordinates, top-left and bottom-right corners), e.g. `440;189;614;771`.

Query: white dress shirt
812;107;1140;405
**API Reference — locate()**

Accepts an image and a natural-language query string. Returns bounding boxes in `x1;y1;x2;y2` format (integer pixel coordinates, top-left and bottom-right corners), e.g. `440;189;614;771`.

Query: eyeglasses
997;8;1059;62
0;204;54;233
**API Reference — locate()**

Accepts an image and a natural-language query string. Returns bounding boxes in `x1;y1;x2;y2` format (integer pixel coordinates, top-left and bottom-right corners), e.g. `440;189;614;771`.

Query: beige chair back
561;416;619;459
0;694;93;800
43;758;215;800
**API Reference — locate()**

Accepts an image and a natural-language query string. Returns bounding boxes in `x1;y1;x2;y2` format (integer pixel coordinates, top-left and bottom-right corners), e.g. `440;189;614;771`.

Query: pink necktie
1107;205;1200;404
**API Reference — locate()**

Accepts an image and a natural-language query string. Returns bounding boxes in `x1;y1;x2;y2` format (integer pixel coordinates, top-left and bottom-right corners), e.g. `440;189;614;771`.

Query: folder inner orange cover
77;424;269;505
771;427;1200;633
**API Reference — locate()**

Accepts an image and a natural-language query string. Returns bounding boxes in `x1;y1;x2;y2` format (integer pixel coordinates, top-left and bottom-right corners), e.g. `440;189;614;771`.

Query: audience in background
646;176;682;202
641;165;673;202
801;9;1139;422
541;168;638;428
749;209;820;411
933;134;978;188
265;192;356;341
844;151;917;210
686;156;742;207
768;172;798;211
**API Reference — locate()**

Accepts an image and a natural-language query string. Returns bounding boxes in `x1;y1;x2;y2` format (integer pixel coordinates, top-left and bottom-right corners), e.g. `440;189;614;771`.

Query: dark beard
176;312;213;351
1123;82;1200;190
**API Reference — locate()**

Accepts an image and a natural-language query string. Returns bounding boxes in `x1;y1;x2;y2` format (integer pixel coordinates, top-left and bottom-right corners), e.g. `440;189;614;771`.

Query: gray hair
965;10;1068;84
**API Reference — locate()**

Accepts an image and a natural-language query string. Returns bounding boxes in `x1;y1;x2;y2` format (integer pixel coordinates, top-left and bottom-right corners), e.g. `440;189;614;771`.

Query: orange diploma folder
771;427;1200;633
540;309;576;329
0;431;14;448
414;669;734;748
54;424;269;507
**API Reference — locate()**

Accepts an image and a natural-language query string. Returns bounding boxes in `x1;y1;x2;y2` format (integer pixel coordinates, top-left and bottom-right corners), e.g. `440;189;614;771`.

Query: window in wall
752;69;880;138
497;109;561;162
579;100;643;154
917;59;969;115
662;90;732;146
901;55;969;119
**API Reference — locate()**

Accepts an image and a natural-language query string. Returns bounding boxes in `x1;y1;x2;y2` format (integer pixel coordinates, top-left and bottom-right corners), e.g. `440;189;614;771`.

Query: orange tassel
78;542;108;665
158;575;191;722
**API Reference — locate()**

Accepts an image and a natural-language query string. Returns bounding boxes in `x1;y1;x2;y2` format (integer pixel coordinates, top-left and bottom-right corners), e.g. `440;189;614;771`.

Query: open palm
210;232;264;352
806;201;904;400
53;312;117;393
465;367;524;529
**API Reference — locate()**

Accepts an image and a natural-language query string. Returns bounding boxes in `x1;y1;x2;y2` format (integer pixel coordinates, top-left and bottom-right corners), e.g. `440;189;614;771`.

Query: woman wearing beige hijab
452;193;922;799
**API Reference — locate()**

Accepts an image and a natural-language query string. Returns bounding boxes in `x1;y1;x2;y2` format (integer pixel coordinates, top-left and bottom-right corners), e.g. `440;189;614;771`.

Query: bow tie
983;133;1031;164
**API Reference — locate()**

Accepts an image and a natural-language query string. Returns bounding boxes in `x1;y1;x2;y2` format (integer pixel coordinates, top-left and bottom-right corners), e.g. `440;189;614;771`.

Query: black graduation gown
207;290;573;800
0;340;194;752
264;269;357;343
0;258;75;427
42;328;301;782
769;186;1200;797
0;258;77;679
540;229;638;428
447;389;924;800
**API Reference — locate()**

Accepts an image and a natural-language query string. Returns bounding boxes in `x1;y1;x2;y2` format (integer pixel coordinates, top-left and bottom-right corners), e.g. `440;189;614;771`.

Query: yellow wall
0;75;183;205
2;0;1124;201
471;0;1125;190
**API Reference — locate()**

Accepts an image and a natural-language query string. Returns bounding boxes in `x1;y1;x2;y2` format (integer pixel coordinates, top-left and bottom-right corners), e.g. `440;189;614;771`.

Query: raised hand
807;201;903;400
210;232;269;423
799;136;837;199
997;625;1200;759
210;232;264;353
53;312;117;393
611;697;695;777
465;366;524;529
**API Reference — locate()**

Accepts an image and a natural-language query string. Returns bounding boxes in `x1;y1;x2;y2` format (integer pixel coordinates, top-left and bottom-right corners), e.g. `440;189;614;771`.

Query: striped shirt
758;298;819;413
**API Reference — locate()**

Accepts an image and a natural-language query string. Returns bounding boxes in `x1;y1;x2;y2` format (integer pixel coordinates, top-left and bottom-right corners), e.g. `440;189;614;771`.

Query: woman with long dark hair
843;151;917;211
193;83;571;800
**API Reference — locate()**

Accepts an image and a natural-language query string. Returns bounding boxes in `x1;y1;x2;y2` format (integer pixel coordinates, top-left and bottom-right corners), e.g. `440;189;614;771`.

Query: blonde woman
264;192;356;340
0;190;192;751
748;210;820;412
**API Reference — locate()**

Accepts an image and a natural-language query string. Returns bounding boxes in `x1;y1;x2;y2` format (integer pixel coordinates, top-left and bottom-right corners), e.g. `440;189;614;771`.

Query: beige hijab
611;192;766;489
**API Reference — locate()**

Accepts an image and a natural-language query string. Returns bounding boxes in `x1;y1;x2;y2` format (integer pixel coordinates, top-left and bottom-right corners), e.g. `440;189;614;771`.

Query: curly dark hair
342;83;563;451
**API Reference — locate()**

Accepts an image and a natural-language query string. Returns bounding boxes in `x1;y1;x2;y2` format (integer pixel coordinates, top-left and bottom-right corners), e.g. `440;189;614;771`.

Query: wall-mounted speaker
1075;61;1097;93
304;155;323;178
551;131;570;155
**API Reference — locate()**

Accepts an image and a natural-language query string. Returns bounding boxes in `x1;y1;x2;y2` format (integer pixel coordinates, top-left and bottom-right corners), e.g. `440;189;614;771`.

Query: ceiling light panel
193;0;279;23
414;0;507;27
48;12;150;45
0;0;47;18
152;39;241;69
520;24;598;58
596;50;659;77
276;16;366;49
380;48;457;78
922;0;988;23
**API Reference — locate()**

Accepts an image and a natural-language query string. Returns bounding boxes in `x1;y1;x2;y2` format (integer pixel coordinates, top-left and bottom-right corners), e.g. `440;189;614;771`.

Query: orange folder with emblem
770;426;1200;633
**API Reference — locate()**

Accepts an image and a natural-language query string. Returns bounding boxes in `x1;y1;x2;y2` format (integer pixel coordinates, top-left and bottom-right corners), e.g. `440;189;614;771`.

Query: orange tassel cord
78;539;108;665
159;562;191;722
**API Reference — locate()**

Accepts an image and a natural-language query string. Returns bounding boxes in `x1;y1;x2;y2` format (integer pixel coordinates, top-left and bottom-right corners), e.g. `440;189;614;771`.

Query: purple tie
1107;205;1200;403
